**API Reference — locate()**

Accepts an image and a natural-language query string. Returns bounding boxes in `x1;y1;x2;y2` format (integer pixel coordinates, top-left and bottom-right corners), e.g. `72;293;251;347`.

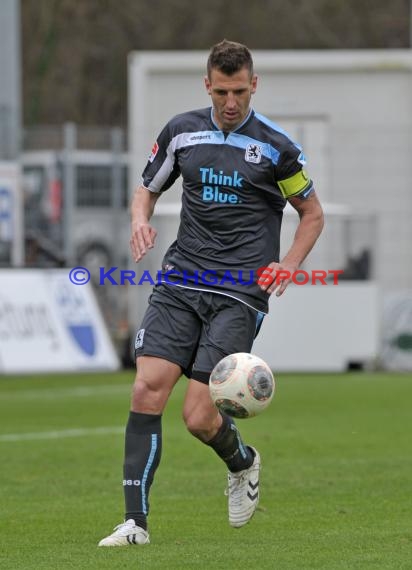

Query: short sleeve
276;141;314;199
141;122;181;193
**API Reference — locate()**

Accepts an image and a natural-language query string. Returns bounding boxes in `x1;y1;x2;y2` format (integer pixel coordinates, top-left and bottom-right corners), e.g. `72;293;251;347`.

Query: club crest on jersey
245;143;262;164
135;328;145;349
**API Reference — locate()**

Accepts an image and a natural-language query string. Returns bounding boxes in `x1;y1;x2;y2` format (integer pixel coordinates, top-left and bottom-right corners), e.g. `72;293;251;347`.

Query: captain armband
277;169;314;199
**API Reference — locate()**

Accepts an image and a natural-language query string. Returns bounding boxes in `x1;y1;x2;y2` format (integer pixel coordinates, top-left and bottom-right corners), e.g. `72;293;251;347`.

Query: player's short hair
207;40;254;79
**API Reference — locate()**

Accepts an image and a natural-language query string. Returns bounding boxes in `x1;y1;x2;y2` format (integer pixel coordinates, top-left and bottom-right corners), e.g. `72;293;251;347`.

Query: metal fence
20;123;129;267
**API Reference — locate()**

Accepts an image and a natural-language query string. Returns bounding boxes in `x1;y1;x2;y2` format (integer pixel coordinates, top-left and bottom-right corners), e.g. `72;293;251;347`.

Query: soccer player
99;40;324;546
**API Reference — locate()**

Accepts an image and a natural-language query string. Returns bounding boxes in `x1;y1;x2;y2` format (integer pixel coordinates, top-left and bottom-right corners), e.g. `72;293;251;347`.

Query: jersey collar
210;107;254;133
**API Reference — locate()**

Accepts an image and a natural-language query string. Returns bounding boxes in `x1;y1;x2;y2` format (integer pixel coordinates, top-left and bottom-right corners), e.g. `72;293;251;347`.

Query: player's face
205;67;257;132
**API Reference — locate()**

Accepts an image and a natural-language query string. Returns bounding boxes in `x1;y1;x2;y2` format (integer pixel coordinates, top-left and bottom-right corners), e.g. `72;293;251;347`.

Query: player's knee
182;405;199;430
183;412;202;437
183;408;218;441
131;373;167;413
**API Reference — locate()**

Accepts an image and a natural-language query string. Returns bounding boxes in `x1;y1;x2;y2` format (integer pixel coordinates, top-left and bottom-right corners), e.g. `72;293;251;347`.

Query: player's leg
183;378;254;471
183;378;260;528
182;294;263;527
123;356;182;528
99;356;181;547
99;285;201;546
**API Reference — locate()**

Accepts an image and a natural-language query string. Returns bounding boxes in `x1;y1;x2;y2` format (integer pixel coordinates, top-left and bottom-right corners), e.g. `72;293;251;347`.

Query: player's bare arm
130;185;160;262
261;192;324;296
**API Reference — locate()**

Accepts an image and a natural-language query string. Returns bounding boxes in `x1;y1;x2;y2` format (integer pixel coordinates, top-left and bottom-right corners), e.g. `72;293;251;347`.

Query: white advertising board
252;282;380;372
0;269;120;374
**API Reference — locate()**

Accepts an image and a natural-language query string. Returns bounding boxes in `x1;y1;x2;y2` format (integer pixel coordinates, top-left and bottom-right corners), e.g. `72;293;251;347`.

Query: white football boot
227;447;261;528
98;519;150;546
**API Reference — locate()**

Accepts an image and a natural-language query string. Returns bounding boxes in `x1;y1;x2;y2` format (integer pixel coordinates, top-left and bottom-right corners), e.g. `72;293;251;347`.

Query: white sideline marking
0;384;131;401
0;426;124;443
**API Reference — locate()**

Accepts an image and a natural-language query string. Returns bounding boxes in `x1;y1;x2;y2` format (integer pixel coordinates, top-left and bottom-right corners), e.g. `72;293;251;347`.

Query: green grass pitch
0;371;411;569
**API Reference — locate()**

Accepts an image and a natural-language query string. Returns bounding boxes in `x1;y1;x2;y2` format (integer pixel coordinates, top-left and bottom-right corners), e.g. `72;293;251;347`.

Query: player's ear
251;74;258;94
204;76;212;95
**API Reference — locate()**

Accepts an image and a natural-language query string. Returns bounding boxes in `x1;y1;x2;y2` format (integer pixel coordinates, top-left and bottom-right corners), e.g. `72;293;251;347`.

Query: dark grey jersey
142;107;313;313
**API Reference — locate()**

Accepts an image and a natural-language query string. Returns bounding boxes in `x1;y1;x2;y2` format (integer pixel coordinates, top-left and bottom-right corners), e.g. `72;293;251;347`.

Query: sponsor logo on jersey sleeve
148;142;159;163
297;150;307;166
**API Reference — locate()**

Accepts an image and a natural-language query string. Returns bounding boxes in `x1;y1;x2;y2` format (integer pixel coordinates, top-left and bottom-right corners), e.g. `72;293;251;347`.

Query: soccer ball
209;352;275;419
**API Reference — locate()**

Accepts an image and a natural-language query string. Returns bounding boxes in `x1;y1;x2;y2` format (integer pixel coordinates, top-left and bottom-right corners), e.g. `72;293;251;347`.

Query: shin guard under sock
205;413;254;472
123;411;162;530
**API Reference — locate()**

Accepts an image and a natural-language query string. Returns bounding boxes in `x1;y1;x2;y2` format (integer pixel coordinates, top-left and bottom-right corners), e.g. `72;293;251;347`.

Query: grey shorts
134;284;265;384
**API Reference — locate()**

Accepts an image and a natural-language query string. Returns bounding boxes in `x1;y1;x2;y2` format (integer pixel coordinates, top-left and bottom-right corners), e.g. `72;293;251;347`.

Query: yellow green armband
278;169;312;198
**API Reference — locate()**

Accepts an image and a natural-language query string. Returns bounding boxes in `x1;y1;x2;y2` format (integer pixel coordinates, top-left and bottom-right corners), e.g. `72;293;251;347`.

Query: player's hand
130;221;157;262
257;261;296;296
